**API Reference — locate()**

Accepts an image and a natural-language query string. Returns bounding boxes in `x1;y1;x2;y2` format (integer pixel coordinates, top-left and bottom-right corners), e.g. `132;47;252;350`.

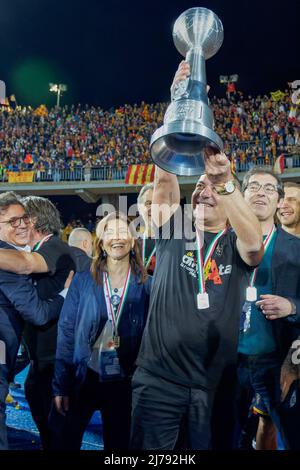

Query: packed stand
0;92;299;182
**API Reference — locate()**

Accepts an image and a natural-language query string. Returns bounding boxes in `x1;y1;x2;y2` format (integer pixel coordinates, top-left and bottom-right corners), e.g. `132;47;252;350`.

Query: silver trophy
150;7;224;176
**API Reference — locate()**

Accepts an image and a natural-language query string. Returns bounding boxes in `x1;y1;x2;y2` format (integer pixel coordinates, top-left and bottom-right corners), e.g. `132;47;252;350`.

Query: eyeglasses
0;215;30;228
196;182;218;194
246;181;280;195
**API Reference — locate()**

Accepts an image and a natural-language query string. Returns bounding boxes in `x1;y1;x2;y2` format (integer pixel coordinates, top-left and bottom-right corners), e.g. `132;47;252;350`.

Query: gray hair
137;183;154;205
22;196;62;235
68;227;92;247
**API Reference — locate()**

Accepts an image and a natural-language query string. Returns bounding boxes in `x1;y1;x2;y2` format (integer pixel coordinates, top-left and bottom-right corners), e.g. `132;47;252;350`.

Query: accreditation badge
246;286;257;302
99;349;123;381
197;292;210;310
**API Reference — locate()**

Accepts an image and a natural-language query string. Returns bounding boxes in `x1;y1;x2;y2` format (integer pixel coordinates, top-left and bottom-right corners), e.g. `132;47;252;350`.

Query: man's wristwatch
213;180;236;195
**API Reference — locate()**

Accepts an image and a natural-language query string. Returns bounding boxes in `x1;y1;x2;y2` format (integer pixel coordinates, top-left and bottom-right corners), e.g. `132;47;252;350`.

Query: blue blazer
53;270;151;396
0;241;64;382
271;227;300;357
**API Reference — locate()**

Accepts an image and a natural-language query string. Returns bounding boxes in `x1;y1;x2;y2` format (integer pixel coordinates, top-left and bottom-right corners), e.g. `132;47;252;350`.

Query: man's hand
256;295;294;320
54;395;69;416
204;150;232;185
64;270;74;289
170;60;210;98
170;60;190;95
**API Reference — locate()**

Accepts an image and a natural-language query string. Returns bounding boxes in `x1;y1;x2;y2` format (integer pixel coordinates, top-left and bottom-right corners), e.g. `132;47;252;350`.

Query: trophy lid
173;7;224;59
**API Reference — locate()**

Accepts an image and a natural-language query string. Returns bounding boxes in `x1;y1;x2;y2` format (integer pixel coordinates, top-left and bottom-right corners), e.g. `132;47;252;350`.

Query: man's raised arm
0;249;48;275
205;151;263;267
152;166;180;228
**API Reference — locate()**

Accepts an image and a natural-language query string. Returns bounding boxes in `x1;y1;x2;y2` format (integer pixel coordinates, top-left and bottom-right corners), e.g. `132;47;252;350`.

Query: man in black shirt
130;63;263;451
137;183;156;275
0;196;75;449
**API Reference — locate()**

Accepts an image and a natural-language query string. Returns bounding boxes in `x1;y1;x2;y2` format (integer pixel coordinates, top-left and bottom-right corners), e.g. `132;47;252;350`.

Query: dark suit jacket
0;241;63;382
271;227;300;359
69;246;91;272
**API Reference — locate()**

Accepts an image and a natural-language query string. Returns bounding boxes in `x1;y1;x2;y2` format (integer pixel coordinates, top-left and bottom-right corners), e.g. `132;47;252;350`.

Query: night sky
0;0;299;108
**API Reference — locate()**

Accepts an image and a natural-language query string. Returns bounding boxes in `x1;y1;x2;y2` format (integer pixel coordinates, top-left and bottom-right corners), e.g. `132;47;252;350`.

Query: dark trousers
49;368;132;451
24;363;54;450
0;365;9;450
130;367;215;450
237;353;282;442
211;365;238;450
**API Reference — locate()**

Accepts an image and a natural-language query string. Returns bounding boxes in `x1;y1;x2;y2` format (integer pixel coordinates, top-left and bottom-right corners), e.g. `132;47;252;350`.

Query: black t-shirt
136;212;252;390
32;236;75;299
137;237;156;275
23;236;76;366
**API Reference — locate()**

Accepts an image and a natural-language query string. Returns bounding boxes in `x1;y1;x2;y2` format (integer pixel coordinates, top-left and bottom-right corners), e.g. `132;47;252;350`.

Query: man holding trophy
130;8;263;450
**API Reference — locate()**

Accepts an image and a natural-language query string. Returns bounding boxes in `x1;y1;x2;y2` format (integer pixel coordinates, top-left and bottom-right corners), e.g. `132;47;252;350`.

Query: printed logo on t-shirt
180;251;232;285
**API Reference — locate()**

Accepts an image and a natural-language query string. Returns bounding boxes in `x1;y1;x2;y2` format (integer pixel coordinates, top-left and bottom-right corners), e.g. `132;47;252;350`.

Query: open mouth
111;243;125;249
195;195;214;207
16;230;29;237
198;201;214;207
253;200;267;206
280;211;293;217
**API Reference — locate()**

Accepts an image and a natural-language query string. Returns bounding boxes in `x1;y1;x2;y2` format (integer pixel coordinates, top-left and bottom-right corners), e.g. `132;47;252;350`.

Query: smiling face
191;174;227;229
99;217;134;261
0;204;31;246
243;173;281;222
278;186;300;228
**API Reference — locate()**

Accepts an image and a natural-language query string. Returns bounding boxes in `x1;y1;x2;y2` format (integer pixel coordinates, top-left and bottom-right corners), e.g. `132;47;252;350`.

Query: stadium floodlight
229;74;239;83
49;83;68;107
219;75;228;84
219;74;239;84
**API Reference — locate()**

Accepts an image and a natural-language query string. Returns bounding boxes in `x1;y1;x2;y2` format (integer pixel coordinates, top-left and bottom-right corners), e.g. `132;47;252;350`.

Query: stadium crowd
0;90;299;181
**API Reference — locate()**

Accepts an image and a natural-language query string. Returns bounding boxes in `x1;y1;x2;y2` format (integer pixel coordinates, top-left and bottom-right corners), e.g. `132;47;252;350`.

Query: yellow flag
271;90;286;101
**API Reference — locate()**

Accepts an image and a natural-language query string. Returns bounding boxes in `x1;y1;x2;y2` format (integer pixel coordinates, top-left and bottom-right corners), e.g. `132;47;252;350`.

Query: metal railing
1;154;300;184
33;166;128;183
235;155;300;173
227;139;267;153
0;165;128;183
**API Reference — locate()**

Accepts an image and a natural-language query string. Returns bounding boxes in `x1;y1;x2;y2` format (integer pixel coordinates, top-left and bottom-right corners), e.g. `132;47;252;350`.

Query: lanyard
142;234;156;269
33;233;53;252
249;225;276;287
103;267;131;334
196;228;227;295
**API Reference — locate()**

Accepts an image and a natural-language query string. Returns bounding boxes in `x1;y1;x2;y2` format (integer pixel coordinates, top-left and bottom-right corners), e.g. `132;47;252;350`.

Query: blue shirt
238;232;277;355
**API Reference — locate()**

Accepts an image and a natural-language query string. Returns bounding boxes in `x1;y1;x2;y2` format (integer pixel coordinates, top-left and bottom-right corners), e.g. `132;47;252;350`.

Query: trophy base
150;121;223;176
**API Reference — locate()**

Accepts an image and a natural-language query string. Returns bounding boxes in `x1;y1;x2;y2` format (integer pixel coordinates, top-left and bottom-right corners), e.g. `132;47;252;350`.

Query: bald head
68;228;93;257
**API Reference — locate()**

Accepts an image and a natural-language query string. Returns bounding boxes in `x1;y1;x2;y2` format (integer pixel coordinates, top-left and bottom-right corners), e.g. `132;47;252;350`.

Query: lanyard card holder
240;301;252;333
98;320;123;382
